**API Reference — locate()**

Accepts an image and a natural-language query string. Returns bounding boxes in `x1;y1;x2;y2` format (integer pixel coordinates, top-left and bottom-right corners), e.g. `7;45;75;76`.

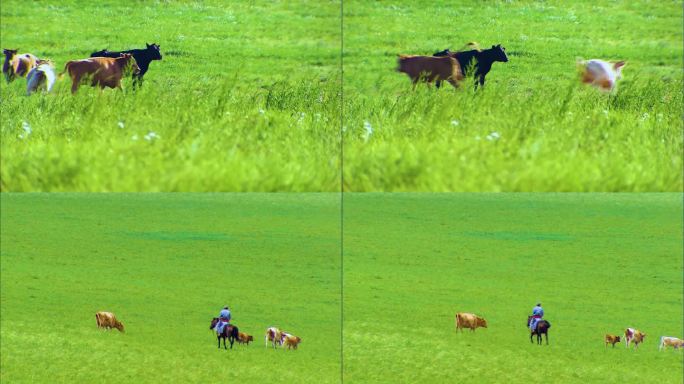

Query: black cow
90;43;162;86
434;44;508;88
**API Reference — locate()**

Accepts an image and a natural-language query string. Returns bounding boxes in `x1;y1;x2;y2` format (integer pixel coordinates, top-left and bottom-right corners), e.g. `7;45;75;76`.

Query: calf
90;43;162;86
434;44;509;88
604;334;621;348
282;333;302;350
237;332;254;345
659;336;684;351
625;328;646;349
26;60;56;95
578;59;626;92
397;55;463;89
61;54;140;94
3;49;39;83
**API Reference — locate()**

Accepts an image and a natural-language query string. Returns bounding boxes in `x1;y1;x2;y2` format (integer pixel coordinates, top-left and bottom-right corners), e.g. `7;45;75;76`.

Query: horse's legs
530;332;534;343
217;336;220;349
545;332;549;345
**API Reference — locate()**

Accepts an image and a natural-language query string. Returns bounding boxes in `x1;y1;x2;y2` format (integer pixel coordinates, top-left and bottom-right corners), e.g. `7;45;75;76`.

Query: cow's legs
71;77;81;94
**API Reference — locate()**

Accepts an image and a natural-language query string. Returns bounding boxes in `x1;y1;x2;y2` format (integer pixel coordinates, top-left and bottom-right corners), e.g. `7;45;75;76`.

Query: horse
210;318;239;350
528;316;551;345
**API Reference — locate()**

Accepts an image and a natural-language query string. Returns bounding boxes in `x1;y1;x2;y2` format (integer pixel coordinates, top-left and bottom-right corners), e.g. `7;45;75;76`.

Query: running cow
61;54;140;94
433;43;509;88
90;43;162;86
397;55;463;89
3;49;39;83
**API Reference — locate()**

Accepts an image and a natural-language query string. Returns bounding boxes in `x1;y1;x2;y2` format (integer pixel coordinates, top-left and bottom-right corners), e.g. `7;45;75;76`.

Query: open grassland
343;193;683;382
1;194;341;383
0;0;341;191
343;0;683;191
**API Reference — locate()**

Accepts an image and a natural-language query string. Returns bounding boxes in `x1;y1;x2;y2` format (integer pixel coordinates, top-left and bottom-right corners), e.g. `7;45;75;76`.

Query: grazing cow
265;327;286;349
659;336;684;351
625;328;646;349
578;59;626;92
3;49;39;83
282;333;302;350
95;311;125;332
61;54;140;94
237;332;254;345
434;44;509;88
604;334;621;348
90;43;162;86
455;312;488;332
397;55;463;89
26;60;56;95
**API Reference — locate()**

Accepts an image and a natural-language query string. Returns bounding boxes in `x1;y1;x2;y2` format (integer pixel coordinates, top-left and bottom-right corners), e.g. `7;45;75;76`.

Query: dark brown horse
528;316;551;345
210;318;239;349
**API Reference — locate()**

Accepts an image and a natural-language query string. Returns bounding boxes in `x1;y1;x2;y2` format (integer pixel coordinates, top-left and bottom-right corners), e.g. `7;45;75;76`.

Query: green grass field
343;193;683;382
0;193;341;383
342;0;683;191
2;193;682;382
1;0;341;191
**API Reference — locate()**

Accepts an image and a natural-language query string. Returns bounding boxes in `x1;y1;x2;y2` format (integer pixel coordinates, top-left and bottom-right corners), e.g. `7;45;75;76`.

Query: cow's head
119;53;141;75
491;44;508;63
615;336;621;342
3;48;18;59
146;43;162;60
478;317;488;328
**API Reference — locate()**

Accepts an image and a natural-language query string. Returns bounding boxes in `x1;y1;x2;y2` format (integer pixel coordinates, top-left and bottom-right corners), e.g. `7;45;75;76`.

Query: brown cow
625;328;645;349
282;333;302;350
605;334;621;348
61;54;140;94
397;55;463;89
237;332;254;345
3;49;39;83
95;311;125;332
455;312;488;332
659;336;684;351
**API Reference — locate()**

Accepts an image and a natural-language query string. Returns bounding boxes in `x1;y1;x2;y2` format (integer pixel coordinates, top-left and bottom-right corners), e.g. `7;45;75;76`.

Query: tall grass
1;0;341;191
343;0;683;191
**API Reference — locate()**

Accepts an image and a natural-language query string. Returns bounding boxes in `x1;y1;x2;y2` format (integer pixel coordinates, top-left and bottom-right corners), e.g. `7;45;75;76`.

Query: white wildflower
18;121;32;139
486;132;501;141
641;112;649;121
118;121;125;129
451;120;460;126
144;131;160;141
258;108;265;115
363;121;373;141
131;134;139;141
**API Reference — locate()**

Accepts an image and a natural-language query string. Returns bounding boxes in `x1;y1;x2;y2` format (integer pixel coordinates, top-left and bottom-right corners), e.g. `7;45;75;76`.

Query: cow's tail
58;62;71;79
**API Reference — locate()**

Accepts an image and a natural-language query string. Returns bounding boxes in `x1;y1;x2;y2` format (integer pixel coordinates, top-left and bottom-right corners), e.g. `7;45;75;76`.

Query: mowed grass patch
0;0;341;191
0;193;341;383
343;0;683;191
343;193;683;383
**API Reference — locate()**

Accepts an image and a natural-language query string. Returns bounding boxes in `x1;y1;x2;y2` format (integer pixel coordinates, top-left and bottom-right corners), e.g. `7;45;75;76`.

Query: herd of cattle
5;41;625;97
95;310;682;352
94;311;302;351
454;311;682;351
397;42;626;92
2;43;161;95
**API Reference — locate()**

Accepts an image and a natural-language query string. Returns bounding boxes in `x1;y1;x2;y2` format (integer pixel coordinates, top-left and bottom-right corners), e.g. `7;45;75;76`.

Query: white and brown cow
625;328;646;349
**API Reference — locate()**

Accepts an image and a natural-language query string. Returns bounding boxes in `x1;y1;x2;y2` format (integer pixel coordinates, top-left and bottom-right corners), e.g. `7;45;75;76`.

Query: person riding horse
529;303;544;332
215;306;232;334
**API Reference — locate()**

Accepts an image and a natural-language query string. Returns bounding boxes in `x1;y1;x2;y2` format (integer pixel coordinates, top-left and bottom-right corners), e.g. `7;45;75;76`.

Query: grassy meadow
343;0;683;191
343;193;683;382
0;193;341;383
1;0;341;191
